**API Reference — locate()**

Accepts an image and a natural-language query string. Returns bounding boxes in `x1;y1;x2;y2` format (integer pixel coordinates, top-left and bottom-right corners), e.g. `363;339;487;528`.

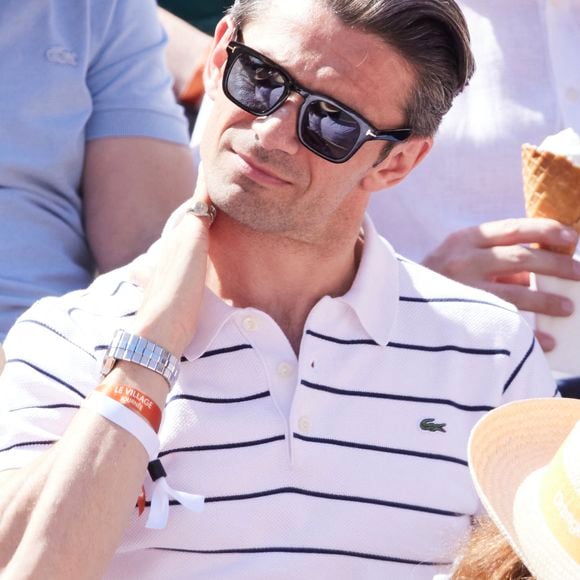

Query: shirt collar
337;214;400;346
182;288;238;361
183;214;399;358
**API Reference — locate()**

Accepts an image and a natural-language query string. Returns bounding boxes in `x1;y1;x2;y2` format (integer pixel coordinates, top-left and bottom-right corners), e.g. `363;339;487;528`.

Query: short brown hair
228;0;475;137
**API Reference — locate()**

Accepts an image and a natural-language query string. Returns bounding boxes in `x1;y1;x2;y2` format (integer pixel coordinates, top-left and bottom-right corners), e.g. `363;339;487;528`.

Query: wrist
101;329;180;390
101;362;169;409
128;318;189;360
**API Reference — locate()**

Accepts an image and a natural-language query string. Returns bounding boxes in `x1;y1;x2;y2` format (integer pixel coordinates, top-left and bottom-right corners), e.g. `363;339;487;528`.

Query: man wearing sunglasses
0;0;558;578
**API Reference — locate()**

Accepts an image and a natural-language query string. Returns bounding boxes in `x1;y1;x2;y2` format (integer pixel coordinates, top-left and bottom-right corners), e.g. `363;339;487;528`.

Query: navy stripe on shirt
0;440;56;454
180;344;253;362
306;330;510;355
204;487;464;517
399;295;516;314
146;486;464;518
166;391;270;406
301;379;494;412
502;336;536;394
293;432;468;467
159;435;285;457
152;545;452;567
6;359;86;399
9;403;81;413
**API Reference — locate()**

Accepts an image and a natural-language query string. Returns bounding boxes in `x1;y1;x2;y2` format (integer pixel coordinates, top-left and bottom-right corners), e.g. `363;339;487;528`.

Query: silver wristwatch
101;329;179;388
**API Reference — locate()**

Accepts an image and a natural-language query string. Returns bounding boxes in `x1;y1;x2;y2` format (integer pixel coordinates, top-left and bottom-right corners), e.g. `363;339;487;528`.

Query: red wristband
95;384;162;432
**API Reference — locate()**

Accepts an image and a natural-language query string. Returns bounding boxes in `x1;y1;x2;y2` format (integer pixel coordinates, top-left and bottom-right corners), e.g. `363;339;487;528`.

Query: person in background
448;397;580;580
157;2;231;130
369;0;580;355
0;0;194;341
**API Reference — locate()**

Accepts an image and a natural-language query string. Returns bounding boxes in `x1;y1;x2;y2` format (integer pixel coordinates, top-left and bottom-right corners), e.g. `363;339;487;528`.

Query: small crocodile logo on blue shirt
420;418;447;433
46;46;78;66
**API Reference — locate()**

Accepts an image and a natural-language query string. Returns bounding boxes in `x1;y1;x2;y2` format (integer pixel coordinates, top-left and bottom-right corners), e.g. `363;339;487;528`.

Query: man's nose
251;94;301;155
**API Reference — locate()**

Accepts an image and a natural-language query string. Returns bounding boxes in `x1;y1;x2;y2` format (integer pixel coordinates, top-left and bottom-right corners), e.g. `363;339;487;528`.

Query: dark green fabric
158;0;232;34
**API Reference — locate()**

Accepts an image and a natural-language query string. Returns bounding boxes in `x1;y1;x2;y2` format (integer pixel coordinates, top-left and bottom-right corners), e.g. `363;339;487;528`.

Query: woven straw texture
522;144;580;255
468;398;580;580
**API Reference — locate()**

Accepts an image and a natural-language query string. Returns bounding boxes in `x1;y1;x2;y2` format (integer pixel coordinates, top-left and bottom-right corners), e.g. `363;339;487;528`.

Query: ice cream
522;128;580;254
524;129;580;374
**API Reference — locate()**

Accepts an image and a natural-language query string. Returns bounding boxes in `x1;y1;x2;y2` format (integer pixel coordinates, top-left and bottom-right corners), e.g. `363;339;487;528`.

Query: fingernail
561;228;578;242
540;336;555;352
561;298;575;314
574;261;580;276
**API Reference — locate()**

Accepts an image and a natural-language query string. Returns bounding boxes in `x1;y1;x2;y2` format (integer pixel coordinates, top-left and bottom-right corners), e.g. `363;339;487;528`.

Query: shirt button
277;362;293;378
297;416;311;433
242;316;258;332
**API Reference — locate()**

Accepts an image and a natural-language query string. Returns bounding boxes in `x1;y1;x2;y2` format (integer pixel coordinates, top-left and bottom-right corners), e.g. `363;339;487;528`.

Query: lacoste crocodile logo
420;418;447;433
45;46;78;66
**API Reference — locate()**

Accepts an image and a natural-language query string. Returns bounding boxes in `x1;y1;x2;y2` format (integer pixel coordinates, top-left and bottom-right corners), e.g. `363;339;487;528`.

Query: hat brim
468;397;580;579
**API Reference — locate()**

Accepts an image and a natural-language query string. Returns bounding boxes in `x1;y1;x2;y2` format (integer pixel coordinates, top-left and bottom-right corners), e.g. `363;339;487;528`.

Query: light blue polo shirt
0;0;189;340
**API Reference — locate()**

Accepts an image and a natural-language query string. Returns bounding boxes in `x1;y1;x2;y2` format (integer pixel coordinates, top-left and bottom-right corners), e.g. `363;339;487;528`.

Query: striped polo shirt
0;217;556;579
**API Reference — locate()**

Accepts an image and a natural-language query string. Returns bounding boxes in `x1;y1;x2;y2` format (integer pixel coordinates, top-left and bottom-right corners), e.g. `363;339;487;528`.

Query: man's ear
360;136;433;192
203;16;235;101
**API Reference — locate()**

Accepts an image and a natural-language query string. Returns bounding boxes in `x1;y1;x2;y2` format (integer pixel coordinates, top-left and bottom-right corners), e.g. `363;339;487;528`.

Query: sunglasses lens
300;99;361;162
227;51;287;114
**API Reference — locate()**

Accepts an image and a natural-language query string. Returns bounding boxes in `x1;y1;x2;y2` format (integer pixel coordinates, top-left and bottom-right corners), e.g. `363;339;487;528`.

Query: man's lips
234;151;292;186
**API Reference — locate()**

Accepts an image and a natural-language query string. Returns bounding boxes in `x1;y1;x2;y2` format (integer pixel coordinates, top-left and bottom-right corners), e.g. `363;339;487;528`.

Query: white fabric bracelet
146;459;205;529
84;391;160;461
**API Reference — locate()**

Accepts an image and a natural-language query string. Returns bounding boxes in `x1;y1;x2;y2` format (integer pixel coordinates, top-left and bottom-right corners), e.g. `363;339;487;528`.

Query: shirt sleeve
0;271;143;472
498;317;559;405
85;0;189;145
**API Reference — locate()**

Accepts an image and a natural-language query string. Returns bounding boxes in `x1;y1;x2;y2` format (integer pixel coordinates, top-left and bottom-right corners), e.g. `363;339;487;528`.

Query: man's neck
206;215;364;354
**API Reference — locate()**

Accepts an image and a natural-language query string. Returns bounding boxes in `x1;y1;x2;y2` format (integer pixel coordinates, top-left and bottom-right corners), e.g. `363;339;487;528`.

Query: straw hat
468;398;580;580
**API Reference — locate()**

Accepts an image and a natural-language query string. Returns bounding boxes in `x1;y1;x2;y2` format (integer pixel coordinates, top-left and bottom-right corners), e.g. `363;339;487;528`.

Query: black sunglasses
222;38;412;163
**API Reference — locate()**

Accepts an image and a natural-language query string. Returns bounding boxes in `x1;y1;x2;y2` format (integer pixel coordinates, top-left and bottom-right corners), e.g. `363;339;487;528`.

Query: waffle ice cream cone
522;130;580;255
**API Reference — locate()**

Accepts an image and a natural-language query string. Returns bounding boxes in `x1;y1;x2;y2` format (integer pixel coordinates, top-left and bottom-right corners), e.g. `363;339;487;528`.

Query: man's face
201;0;416;244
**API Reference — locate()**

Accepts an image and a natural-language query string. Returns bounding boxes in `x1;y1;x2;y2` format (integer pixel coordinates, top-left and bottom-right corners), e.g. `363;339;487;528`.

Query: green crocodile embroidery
420;418;447;433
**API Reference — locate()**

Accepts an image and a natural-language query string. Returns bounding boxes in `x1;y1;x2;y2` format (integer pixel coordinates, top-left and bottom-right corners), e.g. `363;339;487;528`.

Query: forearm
1;177;211;577
83;138;196;273
0;364;168;579
157;7;213;97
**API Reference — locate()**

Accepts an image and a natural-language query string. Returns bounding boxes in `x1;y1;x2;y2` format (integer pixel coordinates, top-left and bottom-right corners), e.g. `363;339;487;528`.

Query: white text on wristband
96;383;162;432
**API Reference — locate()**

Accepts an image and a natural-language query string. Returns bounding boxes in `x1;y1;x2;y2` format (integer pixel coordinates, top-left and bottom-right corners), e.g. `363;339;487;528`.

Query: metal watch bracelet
101;329;179;389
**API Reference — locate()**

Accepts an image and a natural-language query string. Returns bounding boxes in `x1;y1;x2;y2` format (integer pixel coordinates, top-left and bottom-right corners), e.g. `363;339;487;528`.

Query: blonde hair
452;517;533;580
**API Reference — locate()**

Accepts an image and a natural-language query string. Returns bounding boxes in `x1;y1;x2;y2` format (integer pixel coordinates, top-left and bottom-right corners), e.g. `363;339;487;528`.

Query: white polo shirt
0;217;556;579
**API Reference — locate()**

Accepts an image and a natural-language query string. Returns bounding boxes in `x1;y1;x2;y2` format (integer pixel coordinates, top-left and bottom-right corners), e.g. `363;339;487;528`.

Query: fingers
534;329;555;353
472;217;578;251
192;161;210;203
175;162;218;228
424;219;580;287
131;170;213;355
481;282;574;317
477;245;580;281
